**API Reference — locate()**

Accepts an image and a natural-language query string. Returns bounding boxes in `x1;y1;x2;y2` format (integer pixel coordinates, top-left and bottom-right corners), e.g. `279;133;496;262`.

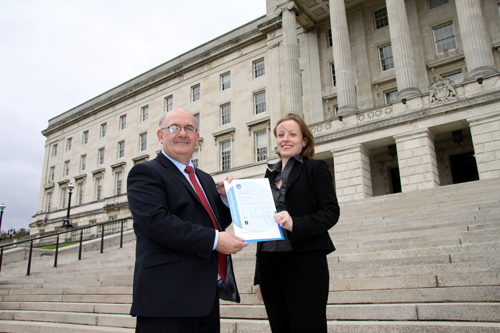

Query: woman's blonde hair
273;113;315;159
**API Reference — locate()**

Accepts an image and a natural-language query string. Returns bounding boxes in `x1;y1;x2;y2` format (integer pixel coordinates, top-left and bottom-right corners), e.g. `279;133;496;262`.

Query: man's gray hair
158;113;167;128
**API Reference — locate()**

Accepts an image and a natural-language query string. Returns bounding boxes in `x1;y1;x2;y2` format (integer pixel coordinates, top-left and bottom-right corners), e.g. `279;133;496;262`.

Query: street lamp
0;203;5;240
60;183;75;228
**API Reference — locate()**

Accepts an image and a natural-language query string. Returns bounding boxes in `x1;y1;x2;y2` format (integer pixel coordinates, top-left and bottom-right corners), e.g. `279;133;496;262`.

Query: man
127;108;248;332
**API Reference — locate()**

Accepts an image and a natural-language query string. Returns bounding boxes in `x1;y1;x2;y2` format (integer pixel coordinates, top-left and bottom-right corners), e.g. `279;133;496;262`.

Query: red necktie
185;166;227;283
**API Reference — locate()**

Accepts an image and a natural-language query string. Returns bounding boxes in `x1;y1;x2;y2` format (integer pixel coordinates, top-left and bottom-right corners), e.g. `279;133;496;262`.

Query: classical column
329;0;358;115
386;0;421;99
278;1;303;116
305;28;324;123
455;0;496;79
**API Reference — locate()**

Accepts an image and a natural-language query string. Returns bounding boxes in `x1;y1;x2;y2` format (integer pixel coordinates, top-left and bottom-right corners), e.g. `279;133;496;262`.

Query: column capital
275;1;299;16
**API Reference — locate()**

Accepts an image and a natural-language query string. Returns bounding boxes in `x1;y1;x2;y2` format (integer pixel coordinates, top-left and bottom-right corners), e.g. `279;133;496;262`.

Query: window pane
385;90;398;104
429;0;448;9
374;7;388;29
221;104;231;125
120;115;127;130
434;23;456;54
118;141;125;158
81;155;86;171
255;130;267;162
379;45;394;71
221;73;231;90
192;149;199;168
140;133;147;151
254;59;265;78
165;96;173;111
442;71;463;85
254;91;266;115
331;63;336;87
116;172;123;195
192;85;200;102
221;141;231;171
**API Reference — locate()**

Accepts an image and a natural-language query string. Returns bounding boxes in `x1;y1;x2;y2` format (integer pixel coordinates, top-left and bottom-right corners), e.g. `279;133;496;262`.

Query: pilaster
467;112;500;180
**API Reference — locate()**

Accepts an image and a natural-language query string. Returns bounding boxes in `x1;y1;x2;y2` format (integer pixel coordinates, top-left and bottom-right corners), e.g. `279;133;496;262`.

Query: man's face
157;108;200;165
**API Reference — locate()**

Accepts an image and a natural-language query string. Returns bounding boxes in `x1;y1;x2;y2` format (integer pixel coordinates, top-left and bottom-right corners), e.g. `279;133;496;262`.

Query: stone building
31;0;500;233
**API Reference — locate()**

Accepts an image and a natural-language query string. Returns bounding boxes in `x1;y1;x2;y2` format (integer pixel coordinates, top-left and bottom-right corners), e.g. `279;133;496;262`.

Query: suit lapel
286;158;304;191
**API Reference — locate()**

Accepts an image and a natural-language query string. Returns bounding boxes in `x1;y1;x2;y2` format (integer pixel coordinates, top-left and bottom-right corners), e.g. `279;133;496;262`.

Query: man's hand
216;232;248;255
218;175;233;201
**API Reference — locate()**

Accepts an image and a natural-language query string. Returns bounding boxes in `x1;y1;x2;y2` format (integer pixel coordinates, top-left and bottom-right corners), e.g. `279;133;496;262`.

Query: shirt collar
162;150;194;173
267;153;304;172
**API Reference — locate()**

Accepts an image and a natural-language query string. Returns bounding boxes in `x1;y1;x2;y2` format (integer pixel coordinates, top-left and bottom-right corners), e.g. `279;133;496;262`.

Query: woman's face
276;120;307;160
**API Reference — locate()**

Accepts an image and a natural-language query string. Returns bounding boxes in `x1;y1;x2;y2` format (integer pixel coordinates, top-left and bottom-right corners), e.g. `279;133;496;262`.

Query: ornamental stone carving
429;76;458;106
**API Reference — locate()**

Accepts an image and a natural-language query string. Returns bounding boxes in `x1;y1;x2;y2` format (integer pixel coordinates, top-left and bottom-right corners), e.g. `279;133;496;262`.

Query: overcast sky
0;0;266;233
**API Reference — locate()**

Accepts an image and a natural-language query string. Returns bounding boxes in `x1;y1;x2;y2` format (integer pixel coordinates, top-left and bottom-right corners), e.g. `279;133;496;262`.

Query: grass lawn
40;242;78;250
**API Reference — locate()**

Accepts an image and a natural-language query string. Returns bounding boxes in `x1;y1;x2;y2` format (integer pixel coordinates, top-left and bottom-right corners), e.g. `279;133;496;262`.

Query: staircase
1;178;499;332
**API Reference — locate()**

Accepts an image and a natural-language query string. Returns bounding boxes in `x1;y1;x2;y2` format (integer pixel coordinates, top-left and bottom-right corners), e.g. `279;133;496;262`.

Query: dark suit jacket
255;158;340;284
127;153;235;318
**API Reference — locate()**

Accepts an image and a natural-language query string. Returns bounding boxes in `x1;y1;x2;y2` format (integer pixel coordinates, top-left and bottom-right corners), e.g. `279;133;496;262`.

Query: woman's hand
275;211;293;232
254;284;263;301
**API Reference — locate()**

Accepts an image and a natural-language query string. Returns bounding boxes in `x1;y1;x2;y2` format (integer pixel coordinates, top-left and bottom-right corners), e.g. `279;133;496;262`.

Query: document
224;179;284;242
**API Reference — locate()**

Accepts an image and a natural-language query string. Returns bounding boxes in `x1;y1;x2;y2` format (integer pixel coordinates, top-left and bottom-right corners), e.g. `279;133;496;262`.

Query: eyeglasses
161;125;197;134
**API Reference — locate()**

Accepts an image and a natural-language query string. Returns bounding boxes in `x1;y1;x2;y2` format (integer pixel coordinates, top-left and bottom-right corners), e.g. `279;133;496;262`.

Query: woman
254;113;340;333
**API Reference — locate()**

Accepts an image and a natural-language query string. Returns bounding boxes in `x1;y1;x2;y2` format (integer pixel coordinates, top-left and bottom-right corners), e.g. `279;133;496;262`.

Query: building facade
31;0;500;233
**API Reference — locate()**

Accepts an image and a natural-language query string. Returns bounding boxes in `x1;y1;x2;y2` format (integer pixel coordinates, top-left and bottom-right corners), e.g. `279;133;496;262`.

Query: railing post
26;240;33;276
54;235;60;268
78;229;83;260
100;225;105;254
120;220;124;248
0;247;3;276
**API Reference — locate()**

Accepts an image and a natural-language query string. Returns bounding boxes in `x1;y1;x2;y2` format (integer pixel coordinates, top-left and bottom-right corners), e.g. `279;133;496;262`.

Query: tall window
95;177;102;201
374;7;388;29
165;95;173;112
221;141;231;171
61;187;67;209
141;106;149;122
66;137;72;151
115;171;123;195
49;166;55;182
64;161;70;177
254;91;266;115
83;130;89;145
429;0;448;9
192;149;199;168
120;115;127;130
330;63;336;87
100;123;107;138
442;71;463;85
255;130;268;162
221;103;231;125
140;133;147;152
46;192;52;212
80;155;86;171
254;59;265;78
192;84;200;102
221;73;231;91
77;183;84;205
327;28;333;47
379;44;394;71
434;23;457;54
194;114;200;132
385;90;399;104
52;144;58;157
118;141;125;158
98;148;105;165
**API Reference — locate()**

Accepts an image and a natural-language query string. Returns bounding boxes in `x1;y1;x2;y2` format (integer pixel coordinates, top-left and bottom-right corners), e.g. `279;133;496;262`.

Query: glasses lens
168;126;181;133
185;126;195;134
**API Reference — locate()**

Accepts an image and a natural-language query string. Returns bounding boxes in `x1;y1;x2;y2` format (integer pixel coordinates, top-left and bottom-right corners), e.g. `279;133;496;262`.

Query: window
98;148;105;165
255;130;268;162
118;141;125;158
221;73;231;91
61;187;67;209
66;138;72;151
254;59;265;78
192;84;200;102
77;183;84;205
434;23;457;54
64;161;70;176
141;106;149;122
192;149;199;169
254;91;266;115
95;177;102;201
221;141;231;171
80;155;86;171
442;71;463;85
115;171;123;195
194;114;200;132
120;115;127;130
327;28;333;47
140;133;147;152
100;123;107;138
46;193;52;212
165;95;173;112
429;0;448;9
221;103;231;125
52;144;58;157
374;7;388;29
330;63;336;87
49;166;55;182
379;44;394;71
83;130;89;145
385;90;399;104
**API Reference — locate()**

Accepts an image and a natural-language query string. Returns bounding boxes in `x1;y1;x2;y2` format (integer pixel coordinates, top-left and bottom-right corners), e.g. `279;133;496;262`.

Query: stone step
0;321;134;333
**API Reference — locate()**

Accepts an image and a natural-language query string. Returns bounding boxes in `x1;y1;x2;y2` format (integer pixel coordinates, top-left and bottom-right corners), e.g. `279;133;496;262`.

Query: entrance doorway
450;152;479;184
390;168;402;193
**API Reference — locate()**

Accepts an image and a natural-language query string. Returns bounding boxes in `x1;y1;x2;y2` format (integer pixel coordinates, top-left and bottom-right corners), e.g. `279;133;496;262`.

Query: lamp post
0;203;5;240
60;183;75;228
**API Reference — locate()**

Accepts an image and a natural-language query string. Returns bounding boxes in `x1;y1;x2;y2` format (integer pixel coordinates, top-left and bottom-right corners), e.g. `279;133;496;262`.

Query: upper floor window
82;130;89;145
374;7;388;29
64;160;70;177
49;166;55;182
45;192;52;212
221;141;231;171
194;113;200;132
192;84;200;102
429;0;448;9
442;71;463;85
385;89;399;104
254;91;266;115
80;155;86;171
165;95;173;112
77;183;84;205
60;187;67;209
98;148;105;165
141;106;149;122
66;138;72;151
379;44;394;71
433;23;457;54
118;141;125;158
254;59;265;78
140;133;147;152
95;177;102;201
330;63;336;87
221;103;231;125
192;149;199;169
52;144;58;157
327;28;333;47
115;171;123;196
255;130;268;162
120;115;127;130
221;73;231;91
100;123;107;138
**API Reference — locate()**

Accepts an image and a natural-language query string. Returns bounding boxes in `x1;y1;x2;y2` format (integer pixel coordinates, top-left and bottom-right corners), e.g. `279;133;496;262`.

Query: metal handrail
0;217;132;276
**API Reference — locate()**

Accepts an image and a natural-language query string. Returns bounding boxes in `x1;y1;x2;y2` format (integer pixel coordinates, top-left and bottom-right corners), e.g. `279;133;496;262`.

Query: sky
0;0;267;233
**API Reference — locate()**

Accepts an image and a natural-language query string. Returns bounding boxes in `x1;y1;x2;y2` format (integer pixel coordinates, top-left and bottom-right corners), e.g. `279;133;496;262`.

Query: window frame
49;166;55;182
374;7;389;29
428;0;448;9
254;91;266;115
95;177;102;201
139;133;147;152
192;84;200;102
115;171;123;196
379;44;394;71
66;137;72;151
119;114;127;130
64;160;70;177
83;130;89;145
255;129;268;162
80;155;86;171
385;89;399;104
118;141;125;158
77;183;84;205
100;123;107;138
52;144;58;157
220;140;231;171
220;103;231;125
141;105;149;122
253;59;265;78
98;148;105;166
221;73;231;91
165;95;173;112
433;22;457;54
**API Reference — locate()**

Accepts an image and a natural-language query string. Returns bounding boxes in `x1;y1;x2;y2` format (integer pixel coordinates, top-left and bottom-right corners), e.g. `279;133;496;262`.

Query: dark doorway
390;168;402;193
450;152;479;184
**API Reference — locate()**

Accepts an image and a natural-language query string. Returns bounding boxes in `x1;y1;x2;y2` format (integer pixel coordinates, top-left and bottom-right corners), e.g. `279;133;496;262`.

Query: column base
466;67;499;81
397;87;421;100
